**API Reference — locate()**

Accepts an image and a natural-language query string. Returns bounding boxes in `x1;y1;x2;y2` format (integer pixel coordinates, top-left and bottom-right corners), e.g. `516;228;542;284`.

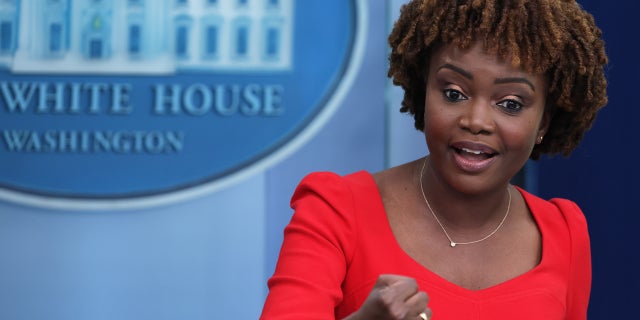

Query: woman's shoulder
294;170;374;192
293;159;421;198
290;170;378;207
517;187;588;234
371;159;422;191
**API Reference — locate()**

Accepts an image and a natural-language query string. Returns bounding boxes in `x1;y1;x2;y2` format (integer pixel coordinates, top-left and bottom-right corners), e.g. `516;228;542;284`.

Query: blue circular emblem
0;0;367;209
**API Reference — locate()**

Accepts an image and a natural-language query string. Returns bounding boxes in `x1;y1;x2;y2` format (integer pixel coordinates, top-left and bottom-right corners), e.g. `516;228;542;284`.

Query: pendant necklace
419;158;512;247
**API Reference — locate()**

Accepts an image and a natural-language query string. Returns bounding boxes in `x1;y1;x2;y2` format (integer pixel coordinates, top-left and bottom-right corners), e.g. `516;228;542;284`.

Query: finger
418;311;430;320
375;274;413;287
383;277;419;301
418;306;433;320
374;275;420;303
405;290;429;315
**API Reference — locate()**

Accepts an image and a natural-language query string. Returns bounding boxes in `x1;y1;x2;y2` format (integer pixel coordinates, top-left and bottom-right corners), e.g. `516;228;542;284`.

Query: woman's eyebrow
494;77;536;91
437;63;473;80
437;63;536;91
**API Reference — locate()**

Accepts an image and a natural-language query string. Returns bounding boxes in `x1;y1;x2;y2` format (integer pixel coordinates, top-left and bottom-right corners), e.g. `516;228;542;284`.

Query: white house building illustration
0;0;293;74
0;1;19;59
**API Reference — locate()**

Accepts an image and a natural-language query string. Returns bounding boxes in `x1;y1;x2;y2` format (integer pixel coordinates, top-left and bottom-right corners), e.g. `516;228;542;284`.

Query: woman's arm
260;172;357;319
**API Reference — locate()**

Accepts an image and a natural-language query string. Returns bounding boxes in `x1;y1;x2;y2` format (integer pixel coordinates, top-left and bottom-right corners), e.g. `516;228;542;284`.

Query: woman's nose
457;100;496;135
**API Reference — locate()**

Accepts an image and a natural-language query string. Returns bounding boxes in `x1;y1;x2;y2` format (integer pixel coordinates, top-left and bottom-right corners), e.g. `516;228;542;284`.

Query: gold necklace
419;158;512;247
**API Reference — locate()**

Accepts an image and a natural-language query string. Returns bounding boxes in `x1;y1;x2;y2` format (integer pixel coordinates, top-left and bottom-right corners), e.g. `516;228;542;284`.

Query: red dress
261;171;591;320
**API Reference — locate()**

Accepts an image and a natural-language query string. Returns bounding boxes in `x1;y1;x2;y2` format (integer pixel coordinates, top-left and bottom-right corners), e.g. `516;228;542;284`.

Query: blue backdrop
537;1;640;318
0;1;634;319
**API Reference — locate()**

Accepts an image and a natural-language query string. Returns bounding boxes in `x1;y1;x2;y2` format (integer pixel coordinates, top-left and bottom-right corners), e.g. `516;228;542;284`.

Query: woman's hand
344;274;432;320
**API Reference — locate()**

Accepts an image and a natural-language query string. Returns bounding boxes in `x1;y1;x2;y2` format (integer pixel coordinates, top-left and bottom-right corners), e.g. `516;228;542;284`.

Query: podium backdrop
0;1;634;319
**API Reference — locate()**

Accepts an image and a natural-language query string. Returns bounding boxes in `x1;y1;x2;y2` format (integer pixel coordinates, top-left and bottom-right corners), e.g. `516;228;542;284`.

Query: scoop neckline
360;171;547;298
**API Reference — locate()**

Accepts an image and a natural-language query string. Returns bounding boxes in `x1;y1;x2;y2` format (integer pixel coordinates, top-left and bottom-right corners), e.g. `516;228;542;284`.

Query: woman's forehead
430;41;535;76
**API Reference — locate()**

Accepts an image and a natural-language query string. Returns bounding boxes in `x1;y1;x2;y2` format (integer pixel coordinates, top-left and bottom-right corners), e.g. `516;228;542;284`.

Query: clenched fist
344;274;432;320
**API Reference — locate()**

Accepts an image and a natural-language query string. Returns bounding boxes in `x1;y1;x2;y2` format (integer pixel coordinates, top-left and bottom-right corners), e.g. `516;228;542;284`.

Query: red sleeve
260;172;358;320
553;199;592;320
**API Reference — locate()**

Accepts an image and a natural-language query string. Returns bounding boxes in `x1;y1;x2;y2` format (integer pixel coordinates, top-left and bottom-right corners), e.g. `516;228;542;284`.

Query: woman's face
423;41;549;195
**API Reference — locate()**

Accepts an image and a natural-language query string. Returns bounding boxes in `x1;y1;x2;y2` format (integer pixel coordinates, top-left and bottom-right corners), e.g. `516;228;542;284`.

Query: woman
261;0;608;319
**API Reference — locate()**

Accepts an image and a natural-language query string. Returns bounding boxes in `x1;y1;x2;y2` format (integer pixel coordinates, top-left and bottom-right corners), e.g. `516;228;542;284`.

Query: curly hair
388;0;608;159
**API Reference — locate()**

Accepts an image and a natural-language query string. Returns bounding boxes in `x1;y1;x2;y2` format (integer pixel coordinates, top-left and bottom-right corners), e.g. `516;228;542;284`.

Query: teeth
461;147;483;155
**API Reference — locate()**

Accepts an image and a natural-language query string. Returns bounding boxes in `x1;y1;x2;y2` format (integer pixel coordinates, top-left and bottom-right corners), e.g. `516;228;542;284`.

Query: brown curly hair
388;0;608;159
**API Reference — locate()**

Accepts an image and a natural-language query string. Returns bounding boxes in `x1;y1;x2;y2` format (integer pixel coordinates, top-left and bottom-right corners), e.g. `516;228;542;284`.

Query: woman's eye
496;99;524;113
443;89;467;102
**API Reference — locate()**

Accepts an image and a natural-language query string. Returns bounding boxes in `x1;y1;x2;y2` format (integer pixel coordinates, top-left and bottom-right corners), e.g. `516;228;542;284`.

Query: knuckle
378;288;395;305
389;305;408;319
417;291;429;303
406;278;419;292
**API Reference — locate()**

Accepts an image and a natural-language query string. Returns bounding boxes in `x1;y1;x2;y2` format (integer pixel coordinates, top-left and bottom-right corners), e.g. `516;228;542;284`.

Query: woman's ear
536;106;553;144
